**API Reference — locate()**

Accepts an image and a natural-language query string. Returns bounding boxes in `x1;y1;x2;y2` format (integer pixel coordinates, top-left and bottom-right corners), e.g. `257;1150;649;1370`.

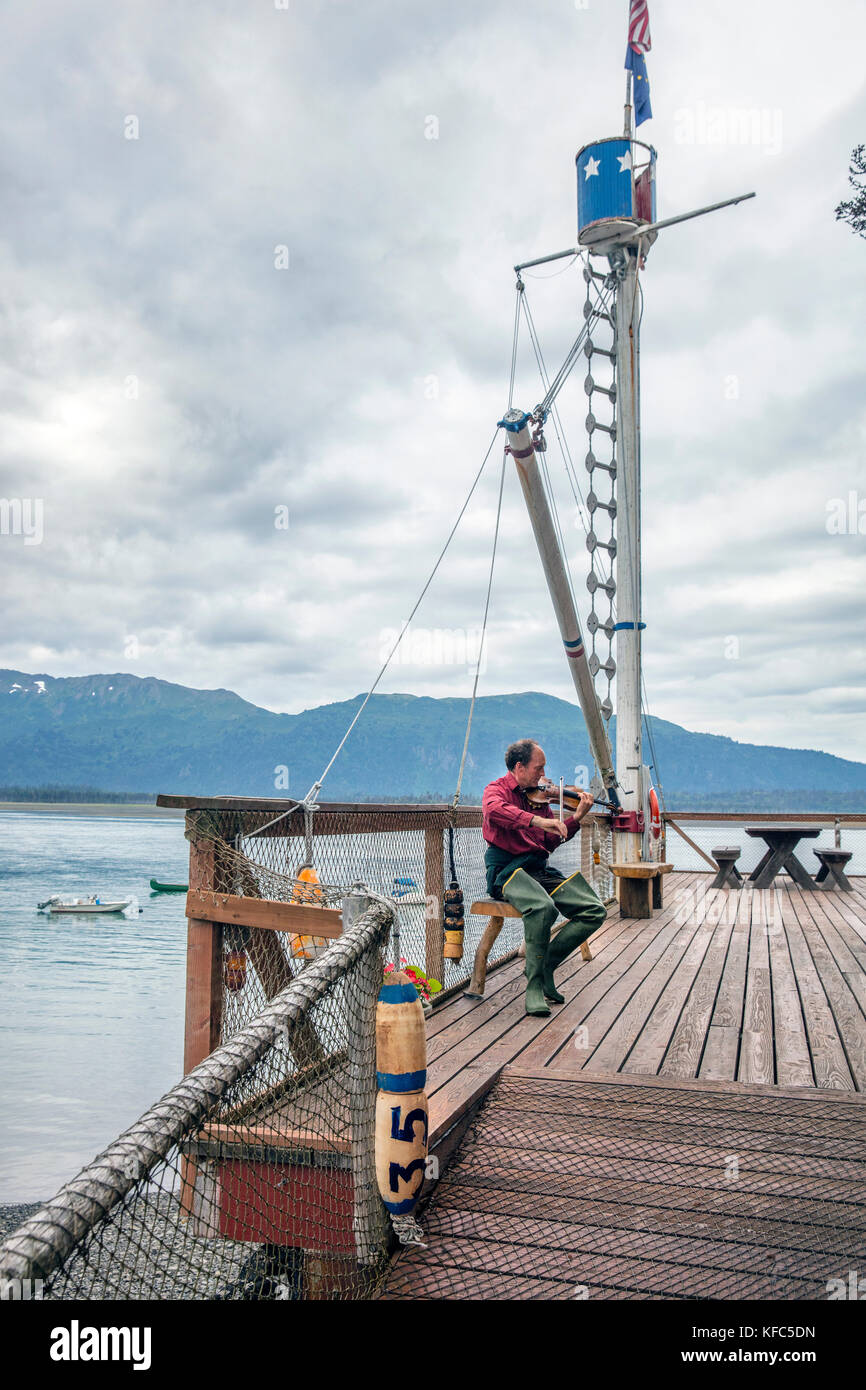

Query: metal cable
249;428;504;842
452;453;507;810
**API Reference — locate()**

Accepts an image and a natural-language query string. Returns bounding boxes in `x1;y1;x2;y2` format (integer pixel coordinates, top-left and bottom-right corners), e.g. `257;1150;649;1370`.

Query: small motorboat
149;879;189;893
38;895;133;914
390;876;426;905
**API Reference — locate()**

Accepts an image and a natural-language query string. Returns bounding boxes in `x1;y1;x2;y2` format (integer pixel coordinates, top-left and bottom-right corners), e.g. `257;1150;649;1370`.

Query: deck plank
423;1208;837;1285
586;918;707;1072
783;888;858;1091
509;875;702;1073
697;890;751;1081
738;890;774;1085
426;1184;866;1259
539;905;694;1072
794;888;866;1033
765;888;814;1087
658;900;740;1080
622;885;724;1076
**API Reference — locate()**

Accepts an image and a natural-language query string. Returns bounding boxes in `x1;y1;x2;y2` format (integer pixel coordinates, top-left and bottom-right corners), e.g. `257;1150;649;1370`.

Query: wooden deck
385;871;866;1300
425;870;866;1154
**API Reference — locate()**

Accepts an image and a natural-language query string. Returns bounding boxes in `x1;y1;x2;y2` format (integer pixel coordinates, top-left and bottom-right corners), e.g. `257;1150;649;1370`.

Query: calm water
0;812;189;1202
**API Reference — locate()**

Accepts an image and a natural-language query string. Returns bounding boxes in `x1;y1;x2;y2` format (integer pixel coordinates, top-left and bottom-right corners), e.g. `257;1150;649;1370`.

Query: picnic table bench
813;848;854;892
745;827;821;890
710;846;744;890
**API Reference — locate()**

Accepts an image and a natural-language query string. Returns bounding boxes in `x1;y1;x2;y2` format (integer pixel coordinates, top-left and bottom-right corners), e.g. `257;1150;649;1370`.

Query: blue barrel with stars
576;137;657;251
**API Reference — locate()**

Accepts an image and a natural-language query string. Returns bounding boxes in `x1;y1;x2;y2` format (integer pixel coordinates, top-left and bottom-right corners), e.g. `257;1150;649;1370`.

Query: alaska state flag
625;45;652;126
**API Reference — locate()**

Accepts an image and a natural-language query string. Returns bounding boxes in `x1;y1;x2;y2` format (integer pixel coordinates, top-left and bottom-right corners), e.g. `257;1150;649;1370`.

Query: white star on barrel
583;155;600;180
617;149;632;172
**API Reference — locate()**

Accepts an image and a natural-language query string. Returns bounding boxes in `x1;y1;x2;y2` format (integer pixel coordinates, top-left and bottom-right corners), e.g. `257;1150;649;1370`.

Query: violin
525;778;613;814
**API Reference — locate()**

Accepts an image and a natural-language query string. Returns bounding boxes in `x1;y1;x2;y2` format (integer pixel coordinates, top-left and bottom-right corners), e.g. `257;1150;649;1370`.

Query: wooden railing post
180;816;224;1219
183;820;224;1074
343;888;388;1273
424;823;445;982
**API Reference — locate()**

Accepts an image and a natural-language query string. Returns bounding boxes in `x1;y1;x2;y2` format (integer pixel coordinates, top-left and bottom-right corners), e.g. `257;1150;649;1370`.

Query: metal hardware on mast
500;409;618;800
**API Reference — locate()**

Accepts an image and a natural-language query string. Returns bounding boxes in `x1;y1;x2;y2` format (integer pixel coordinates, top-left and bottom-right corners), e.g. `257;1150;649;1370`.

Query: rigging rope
451;453;507;811
253;427;504;840
519;291;587;635
313;428;503;785
508;279;522;410
519;281;613;791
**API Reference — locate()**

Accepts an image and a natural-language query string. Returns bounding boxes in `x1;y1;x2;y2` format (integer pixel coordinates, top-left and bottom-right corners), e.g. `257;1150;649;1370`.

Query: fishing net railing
177;802;614;1009
381;1070;866;1301
0;899;394;1301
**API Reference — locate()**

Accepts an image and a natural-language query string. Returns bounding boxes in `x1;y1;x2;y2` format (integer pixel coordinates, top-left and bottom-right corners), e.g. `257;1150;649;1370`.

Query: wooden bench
608;862;673;918
464;899;593;1000
813;848;854;892
710;846;744;890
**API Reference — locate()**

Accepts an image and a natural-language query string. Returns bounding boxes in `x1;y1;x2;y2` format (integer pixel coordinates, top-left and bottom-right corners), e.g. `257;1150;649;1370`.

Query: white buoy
374;971;428;1217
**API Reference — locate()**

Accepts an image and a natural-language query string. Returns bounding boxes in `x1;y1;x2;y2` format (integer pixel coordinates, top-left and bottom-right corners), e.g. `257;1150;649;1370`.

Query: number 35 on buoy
374;972;429;1221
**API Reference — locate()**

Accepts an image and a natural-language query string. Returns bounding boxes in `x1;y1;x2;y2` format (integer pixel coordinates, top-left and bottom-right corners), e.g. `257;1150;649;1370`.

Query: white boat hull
47;901;131;914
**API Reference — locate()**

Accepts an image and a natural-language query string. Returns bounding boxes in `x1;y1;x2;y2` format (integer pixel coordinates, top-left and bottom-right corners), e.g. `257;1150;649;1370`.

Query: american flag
628;0;652;55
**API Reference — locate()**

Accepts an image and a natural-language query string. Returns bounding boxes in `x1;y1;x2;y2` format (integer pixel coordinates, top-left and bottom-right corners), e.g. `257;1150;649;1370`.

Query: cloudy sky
1;0;865;765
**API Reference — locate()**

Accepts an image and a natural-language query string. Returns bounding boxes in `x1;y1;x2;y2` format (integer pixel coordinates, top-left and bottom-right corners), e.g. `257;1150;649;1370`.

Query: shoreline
0;1203;46;1243
0;802;184;818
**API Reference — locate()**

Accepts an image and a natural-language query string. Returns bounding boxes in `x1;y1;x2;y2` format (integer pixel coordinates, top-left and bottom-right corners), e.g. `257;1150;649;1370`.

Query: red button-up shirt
481;771;579;855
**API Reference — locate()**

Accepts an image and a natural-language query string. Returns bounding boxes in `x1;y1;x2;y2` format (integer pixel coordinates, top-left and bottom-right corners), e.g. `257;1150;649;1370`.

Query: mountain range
2;669;865;810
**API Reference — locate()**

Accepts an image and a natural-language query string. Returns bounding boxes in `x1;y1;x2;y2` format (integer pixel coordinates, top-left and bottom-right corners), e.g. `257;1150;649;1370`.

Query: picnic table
745;827;821;890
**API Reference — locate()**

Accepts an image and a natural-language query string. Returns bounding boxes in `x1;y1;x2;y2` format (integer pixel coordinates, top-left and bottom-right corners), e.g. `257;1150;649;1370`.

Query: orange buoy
224;947;247;993
289;863;330;961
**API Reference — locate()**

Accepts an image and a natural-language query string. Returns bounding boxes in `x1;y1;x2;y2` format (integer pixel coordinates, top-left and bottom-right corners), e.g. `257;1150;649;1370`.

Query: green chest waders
500;867;607;1016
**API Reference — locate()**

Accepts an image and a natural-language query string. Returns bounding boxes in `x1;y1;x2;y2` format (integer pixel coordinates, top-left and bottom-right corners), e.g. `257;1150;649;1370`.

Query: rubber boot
501;868;558;1017
543;873;607;1002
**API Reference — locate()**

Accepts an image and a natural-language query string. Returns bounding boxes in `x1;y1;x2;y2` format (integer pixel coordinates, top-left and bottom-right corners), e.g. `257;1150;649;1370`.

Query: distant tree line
0;785;157;804
0;785;863;813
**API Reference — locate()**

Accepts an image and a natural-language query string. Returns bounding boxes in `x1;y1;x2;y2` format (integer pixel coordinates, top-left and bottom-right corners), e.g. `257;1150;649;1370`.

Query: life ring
648;787;661;841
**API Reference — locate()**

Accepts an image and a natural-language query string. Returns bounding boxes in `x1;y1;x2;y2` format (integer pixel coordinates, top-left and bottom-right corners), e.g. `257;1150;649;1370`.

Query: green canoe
150;879;189;893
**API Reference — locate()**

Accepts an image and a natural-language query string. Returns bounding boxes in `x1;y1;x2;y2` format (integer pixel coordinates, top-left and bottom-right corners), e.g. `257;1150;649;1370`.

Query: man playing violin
482;738;606;1017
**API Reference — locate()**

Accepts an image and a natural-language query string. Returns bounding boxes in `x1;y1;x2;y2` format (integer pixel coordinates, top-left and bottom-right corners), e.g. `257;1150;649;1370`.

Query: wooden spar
500;409;617;796
665;816;720;871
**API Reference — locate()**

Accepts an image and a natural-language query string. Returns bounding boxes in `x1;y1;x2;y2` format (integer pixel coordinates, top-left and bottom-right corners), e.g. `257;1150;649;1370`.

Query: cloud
0;0;864;771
